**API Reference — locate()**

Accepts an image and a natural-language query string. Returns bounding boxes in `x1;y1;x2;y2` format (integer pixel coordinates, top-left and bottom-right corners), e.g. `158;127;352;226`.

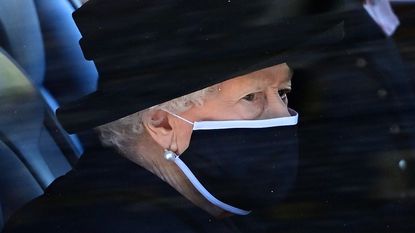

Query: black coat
1;140;269;233
284;8;415;233
2;142;278;233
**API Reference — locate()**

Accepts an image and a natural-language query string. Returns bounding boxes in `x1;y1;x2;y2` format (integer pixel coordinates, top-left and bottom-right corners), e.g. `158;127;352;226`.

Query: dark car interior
0;0;414;232
0;0;96;230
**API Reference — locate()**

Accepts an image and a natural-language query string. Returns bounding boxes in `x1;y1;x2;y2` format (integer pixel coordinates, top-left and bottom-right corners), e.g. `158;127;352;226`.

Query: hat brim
57;21;345;134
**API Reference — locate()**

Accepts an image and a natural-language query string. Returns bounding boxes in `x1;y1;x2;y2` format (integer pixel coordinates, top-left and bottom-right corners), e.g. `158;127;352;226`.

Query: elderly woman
97;62;297;218
2;0;346;232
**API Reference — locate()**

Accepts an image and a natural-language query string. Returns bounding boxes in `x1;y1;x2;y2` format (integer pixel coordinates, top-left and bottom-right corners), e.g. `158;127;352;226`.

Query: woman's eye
278;89;291;101
242;93;256;102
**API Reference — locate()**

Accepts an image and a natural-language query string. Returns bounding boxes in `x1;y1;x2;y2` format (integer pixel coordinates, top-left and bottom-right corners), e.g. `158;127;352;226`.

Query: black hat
57;0;346;134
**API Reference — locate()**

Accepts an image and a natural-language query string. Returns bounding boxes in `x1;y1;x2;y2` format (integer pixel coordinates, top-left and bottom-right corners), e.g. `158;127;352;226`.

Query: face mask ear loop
161;109;194;126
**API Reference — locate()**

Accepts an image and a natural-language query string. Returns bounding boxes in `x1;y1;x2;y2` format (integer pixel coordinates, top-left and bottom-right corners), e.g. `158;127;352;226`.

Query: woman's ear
142;109;175;150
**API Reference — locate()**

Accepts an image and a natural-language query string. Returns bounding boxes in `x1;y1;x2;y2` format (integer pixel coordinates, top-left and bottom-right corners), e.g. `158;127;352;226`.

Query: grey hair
96;85;217;157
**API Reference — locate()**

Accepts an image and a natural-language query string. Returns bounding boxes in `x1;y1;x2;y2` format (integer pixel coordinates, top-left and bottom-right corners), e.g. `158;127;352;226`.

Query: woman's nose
260;89;290;119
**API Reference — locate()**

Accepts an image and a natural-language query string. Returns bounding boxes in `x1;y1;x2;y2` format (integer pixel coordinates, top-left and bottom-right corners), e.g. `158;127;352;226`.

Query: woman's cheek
176;120;194;154
237;101;264;120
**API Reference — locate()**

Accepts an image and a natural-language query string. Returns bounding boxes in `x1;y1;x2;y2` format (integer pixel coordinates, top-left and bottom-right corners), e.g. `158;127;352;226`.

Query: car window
1;1;414;233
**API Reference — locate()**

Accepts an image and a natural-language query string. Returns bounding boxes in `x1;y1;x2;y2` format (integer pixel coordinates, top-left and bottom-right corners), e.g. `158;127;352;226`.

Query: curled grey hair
97;85;218;157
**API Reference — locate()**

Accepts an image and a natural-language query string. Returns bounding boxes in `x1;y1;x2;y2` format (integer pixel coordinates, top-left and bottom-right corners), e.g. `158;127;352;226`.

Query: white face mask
163;108;299;215
166;108;299;130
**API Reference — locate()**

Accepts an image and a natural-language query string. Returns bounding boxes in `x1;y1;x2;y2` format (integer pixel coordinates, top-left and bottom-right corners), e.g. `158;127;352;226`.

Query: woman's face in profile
171;62;293;153
185;63;293;121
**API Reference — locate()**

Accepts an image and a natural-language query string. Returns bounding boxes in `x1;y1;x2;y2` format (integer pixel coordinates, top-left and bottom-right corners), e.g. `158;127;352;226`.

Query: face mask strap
173;156;251;215
161;109;194;125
